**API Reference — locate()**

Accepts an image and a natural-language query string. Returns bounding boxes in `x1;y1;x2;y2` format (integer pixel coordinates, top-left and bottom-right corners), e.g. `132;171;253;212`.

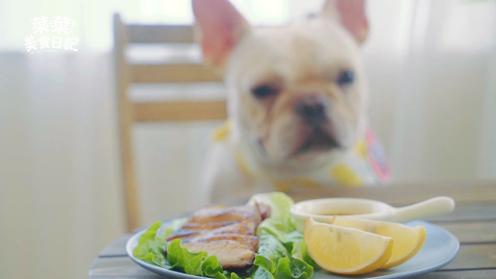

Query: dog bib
212;121;390;189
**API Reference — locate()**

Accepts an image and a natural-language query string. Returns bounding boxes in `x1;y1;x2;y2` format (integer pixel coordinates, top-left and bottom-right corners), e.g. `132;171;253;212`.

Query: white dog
193;0;390;203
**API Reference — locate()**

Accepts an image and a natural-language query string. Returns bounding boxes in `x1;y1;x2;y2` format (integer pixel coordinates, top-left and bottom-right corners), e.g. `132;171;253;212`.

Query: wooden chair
112;14;227;231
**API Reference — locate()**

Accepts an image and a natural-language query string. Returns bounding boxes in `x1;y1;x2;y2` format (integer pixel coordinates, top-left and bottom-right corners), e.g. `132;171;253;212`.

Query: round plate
126;220;459;279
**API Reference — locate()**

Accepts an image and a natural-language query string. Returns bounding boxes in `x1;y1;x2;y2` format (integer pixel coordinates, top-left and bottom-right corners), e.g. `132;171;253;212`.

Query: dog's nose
294;96;327;123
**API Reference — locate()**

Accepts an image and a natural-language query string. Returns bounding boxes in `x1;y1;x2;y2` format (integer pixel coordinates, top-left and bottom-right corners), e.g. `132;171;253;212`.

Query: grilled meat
188;205;263;225
167;204;267;269
167;221;257;241
183;239;256;269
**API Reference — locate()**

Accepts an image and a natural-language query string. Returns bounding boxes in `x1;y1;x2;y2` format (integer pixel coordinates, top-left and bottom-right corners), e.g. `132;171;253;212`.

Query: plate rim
126;220;460;279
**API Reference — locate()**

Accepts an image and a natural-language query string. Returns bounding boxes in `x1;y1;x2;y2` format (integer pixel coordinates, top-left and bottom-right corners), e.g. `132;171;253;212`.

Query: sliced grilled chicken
183;239;256;269
167;204;267;269
167;221;257;241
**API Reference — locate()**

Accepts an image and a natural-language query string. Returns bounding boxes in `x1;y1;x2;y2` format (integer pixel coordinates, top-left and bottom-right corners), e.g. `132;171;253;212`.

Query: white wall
0;53;124;279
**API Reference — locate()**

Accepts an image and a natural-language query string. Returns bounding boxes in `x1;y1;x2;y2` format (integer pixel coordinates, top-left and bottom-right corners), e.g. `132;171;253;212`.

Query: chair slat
127;24;195;44
130;63;221;83
133;100;227;122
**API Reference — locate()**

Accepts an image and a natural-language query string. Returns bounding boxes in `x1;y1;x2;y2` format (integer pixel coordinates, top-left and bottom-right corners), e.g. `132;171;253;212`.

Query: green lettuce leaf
132;219;187;268
167;239;249;279
250;192;297;237
215;271;243;279
279;231;317;268
167;239;204;275
289;238;318;268
202;255;224;277
132;221;168;267
254;233;313;279
253;267;275;279
274;256;314;279
249;193;314;279
167;239;227;277
255;234;289;273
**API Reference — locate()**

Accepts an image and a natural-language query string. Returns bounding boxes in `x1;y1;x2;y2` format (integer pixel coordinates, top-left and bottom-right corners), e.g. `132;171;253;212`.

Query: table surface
89;182;496;279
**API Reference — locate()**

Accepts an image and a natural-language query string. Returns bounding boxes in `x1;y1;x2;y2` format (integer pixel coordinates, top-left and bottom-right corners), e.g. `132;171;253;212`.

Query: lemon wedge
304;218;393;275
332;217;426;269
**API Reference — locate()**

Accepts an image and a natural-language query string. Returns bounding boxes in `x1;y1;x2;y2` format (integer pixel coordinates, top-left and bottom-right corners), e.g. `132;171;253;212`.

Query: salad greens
253;234;313;279
133;219;241;279
132;221;170;268
132;192;315;279
167;239;241;278
249;193;315;279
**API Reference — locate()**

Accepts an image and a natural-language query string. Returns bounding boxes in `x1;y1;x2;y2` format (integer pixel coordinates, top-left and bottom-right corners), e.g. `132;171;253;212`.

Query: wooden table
89;183;496;278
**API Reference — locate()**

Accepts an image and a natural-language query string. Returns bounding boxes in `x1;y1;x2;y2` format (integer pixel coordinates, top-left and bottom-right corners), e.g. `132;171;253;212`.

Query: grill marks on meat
182;239;256;269
167;221;257;241
188;206;263;224
167;205;266;269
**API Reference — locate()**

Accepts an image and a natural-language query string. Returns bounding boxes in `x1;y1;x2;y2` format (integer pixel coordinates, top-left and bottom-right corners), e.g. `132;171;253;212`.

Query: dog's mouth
291;127;340;157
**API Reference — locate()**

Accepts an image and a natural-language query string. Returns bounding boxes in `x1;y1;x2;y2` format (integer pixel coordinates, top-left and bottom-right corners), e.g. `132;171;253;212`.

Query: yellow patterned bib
212;121;390;190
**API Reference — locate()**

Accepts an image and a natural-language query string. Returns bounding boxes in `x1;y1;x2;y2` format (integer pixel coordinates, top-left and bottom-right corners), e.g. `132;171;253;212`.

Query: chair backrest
112;13;227;230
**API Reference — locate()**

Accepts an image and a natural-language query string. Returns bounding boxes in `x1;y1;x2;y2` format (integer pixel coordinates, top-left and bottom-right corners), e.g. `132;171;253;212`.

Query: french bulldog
192;0;389;203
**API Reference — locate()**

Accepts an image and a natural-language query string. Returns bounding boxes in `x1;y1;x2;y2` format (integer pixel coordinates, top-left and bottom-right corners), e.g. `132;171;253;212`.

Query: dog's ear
321;0;369;45
192;0;249;67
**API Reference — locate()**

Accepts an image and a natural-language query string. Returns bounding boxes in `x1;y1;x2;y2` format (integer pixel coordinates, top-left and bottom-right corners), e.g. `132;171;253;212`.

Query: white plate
126;220;459;279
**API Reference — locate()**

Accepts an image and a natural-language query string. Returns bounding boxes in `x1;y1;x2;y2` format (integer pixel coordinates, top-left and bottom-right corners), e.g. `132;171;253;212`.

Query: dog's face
194;0;369;170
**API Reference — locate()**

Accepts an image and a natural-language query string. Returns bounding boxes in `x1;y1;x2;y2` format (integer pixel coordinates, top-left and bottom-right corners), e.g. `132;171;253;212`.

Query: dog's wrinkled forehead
227;19;360;88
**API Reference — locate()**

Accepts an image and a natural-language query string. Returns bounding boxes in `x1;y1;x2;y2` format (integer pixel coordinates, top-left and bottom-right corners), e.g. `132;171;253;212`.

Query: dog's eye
336;70;355;87
251;84;278;99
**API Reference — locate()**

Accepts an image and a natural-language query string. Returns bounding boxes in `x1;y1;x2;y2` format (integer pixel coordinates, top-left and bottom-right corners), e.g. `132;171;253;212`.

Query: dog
192;0;390;203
